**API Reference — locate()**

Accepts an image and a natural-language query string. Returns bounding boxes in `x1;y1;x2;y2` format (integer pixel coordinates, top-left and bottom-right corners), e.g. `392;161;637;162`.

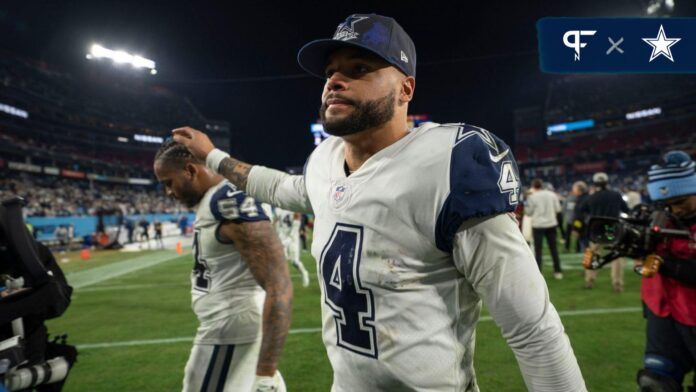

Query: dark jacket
572;193;589;224
579;188;628;219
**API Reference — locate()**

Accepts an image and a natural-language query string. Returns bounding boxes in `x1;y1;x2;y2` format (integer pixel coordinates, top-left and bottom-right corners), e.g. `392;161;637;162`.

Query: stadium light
86;44;157;75
646;0;675;15
134;134;163;144
546;119;595;135
626;107;661;120
0;102;28;119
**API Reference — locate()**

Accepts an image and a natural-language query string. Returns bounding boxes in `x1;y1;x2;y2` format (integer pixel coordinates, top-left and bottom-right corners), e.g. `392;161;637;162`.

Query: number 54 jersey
191;180;269;345
305;123;520;391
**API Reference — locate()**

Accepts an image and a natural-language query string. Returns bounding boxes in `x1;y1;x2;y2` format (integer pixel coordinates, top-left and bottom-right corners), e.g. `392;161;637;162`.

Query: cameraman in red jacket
638;151;696;392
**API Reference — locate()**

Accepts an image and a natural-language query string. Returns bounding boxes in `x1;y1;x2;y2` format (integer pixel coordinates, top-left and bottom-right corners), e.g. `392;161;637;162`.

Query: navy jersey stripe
210;182;269;223
200;345;220;392
435;125;520;252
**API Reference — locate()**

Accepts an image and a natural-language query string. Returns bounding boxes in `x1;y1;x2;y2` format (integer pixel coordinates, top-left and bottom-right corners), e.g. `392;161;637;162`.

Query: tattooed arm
172;127;312;213
218;219;293;377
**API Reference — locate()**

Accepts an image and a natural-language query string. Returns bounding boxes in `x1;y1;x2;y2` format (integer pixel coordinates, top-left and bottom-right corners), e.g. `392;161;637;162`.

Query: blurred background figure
519;189;534;250
179;214;190;237
125;218;135;244
273;207;310;288
561;184;577;252
526;178;563;278
570;181;590;253
138;216;151;250
54;224;69;254
579;172;629;291
625;186;643;210
153;219;164;249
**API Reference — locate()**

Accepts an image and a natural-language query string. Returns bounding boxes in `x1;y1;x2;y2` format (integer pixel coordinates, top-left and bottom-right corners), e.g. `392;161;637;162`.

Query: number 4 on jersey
192;229;211;291
320;223;378;359
498;161;520;204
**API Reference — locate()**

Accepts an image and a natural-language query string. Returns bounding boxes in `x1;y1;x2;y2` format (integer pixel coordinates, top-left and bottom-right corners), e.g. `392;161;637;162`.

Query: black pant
644;304;696;385
556;213;565;237
564;223;579;252
532;226;562;273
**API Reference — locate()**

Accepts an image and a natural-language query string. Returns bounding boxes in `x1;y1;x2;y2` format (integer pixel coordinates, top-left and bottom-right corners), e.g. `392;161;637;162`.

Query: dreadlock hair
154;137;204;168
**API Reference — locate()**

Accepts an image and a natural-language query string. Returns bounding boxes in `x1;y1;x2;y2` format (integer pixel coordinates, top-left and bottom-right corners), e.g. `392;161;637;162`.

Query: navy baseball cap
297;13;416;79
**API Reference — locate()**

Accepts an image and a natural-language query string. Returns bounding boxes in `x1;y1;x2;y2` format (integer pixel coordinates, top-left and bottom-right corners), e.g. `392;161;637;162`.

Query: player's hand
252;371;285;392
171;126;215;161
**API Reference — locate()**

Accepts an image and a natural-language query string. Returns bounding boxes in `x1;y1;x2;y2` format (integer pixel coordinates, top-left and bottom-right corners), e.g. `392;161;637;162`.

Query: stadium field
46;239;677;391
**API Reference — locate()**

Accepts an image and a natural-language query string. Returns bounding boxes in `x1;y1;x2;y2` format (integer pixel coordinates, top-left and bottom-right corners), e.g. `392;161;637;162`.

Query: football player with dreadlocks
154;139;292;392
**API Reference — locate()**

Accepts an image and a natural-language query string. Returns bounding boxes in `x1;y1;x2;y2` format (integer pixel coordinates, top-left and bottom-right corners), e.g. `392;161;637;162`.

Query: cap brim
297;39;396;79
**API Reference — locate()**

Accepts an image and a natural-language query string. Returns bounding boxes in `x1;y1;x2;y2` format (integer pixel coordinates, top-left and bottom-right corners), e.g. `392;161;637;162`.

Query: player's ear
399;76;415;104
184;162;198;180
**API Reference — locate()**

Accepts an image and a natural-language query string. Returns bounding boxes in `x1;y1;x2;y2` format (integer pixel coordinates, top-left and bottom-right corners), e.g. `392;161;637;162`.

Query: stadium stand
0;51;210;177
0;51;224;244
514;74;696;196
0;172;186;217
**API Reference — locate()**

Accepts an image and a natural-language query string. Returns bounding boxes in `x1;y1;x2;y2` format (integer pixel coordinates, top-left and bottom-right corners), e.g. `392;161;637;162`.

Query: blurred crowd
0;173;189;217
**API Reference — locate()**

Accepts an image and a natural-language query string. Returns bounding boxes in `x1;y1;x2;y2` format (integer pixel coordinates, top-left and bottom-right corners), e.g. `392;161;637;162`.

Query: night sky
2;0;694;169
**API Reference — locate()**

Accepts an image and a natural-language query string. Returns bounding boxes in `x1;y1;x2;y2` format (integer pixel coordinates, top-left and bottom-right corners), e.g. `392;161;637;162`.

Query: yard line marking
544;261;637;271
76;306;641;350
77;283;190;293
67;251;189;289
75;274;315;292
78;336;193;349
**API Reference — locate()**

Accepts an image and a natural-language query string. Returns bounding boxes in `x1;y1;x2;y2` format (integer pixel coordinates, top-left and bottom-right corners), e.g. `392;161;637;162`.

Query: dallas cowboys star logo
333;15;368;41
642;24;681;62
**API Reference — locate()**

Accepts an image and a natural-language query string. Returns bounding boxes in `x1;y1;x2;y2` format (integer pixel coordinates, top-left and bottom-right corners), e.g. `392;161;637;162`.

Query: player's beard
319;91;396;137
177;181;203;208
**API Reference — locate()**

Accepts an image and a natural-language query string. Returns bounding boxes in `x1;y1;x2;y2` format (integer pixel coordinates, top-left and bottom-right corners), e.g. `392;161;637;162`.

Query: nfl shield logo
330;182;351;210
333;185;346;202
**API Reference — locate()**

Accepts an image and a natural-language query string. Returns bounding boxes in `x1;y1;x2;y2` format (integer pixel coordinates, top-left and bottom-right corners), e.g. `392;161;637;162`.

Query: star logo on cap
334;15;368;41
642;24;681;63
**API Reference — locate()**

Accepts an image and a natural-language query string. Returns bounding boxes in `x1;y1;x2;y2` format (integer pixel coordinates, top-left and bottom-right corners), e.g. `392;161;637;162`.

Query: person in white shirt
525;179;563;279
172;13;585;391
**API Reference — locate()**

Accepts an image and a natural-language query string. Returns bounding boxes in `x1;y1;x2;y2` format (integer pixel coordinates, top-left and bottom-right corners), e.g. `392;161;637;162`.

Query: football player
173;14;586;392
154;139;291;392
273;207;310;287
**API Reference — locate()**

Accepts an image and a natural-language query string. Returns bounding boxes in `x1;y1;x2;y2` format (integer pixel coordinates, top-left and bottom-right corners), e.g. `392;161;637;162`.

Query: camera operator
637;151;696;392
580;172;629;291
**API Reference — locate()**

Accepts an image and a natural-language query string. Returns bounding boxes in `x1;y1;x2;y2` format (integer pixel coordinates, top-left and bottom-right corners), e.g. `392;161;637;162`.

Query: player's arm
172;126;313;213
453;214;586;391
218;220;293;377
439;127;585;390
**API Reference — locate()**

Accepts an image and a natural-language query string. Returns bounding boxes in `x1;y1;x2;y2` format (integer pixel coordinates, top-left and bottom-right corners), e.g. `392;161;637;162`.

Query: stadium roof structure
2;0;695;169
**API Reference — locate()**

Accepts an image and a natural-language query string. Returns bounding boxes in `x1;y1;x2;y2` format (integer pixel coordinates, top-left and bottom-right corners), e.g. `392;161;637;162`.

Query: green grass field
44;237;678;391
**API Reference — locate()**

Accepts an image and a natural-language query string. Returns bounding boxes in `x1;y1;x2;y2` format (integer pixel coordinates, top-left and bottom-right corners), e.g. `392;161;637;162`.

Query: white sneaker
554;272;563;280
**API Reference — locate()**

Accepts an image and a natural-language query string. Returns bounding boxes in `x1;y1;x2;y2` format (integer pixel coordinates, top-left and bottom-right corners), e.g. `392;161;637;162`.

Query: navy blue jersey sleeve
435;125;520;252
210;183;269;223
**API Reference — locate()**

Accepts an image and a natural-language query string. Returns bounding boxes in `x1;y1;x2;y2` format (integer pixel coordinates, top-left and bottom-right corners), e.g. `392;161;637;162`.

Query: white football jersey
274;207;301;242
191;180;268;345
247;122;585;391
